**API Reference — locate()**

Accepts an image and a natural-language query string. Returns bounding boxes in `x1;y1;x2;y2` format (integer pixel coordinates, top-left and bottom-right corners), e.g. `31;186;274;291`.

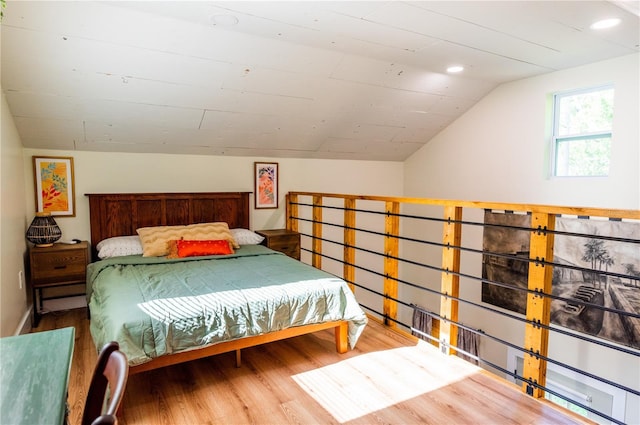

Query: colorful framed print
33;156;75;216
254;162;278;209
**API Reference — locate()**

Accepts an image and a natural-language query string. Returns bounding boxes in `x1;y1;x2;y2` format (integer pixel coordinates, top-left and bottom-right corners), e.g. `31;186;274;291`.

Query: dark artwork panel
482;212;640;350
481;213;531;315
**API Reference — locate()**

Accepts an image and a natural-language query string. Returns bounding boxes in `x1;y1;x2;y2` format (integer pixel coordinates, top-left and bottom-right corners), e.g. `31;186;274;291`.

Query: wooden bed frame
85;192;349;374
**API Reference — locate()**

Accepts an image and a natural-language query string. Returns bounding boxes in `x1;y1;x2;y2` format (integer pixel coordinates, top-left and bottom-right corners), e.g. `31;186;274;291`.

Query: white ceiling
2;1;639;161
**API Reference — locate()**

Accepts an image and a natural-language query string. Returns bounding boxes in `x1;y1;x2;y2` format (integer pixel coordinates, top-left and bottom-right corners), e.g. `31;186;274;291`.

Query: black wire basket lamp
26;212;62;247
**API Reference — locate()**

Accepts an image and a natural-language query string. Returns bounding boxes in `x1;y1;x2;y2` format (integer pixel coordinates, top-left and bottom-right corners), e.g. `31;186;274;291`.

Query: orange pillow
176;240;234;258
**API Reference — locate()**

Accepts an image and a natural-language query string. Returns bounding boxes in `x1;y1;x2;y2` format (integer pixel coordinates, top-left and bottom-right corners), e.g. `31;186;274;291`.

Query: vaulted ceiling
2;1;639;161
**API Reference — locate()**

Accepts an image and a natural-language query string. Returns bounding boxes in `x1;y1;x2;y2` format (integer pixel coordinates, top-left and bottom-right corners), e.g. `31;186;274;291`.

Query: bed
85;192;367;375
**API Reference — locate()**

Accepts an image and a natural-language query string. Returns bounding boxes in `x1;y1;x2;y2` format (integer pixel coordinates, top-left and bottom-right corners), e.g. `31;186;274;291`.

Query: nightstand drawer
269;235;300;255
268;238;300;257
256;229;301;260
30;245;88;285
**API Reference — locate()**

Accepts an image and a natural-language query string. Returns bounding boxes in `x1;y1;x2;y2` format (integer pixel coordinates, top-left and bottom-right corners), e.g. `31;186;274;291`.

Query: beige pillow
137;222;239;257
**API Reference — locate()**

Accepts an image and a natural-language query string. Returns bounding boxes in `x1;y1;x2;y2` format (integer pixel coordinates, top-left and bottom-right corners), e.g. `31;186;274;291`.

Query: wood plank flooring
35;308;593;425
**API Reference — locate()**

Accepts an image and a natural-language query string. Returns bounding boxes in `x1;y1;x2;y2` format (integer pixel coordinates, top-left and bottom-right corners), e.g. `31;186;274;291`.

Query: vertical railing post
312;196;323;269
383;201;400;328
439;206;462;355
287;193;298;232
522;212;555;398
344;198;356;293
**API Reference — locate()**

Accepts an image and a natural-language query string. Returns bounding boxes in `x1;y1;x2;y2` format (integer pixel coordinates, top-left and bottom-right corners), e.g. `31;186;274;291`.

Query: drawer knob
54;265;67;270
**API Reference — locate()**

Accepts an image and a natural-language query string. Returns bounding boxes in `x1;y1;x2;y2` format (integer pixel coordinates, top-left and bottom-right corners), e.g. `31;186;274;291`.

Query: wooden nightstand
28;241;89;326
256;229;300;260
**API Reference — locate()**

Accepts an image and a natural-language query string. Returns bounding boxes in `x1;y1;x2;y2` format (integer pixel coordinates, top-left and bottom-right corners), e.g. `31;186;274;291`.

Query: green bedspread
87;245;368;366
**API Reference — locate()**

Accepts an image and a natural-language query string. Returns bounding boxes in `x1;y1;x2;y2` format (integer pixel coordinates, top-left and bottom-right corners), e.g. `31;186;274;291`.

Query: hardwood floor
35;308;593;425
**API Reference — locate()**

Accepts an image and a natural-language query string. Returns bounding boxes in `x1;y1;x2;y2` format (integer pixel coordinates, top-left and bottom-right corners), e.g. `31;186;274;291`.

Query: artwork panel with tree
482;212;640;349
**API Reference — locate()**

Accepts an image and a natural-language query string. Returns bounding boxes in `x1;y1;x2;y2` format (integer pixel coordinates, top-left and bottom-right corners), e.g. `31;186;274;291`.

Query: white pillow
230;228;264;245
96;235;144;259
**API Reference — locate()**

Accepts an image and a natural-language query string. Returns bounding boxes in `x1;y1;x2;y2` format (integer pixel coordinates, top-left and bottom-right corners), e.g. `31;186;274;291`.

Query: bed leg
335;322;348;353
235;349;241;368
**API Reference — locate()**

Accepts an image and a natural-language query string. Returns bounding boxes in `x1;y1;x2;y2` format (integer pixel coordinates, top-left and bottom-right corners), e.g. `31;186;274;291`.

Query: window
552;85;614;177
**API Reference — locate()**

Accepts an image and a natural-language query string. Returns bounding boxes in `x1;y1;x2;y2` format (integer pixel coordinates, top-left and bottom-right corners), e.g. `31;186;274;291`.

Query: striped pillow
136;222;239;257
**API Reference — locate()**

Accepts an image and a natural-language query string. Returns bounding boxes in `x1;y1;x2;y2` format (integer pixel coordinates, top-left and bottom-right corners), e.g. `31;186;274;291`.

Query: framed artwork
254;162;278;209
33;156;75;216
481;211;640;350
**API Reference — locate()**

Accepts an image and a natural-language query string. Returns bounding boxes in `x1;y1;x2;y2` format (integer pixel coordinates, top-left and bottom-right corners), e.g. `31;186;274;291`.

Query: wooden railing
286;191;640;424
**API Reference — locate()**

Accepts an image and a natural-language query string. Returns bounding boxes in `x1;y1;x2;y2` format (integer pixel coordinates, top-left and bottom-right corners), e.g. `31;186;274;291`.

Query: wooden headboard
86;192;251;260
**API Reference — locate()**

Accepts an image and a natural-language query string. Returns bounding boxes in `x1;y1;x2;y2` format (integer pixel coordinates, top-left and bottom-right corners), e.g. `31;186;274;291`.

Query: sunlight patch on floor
291;345;477;423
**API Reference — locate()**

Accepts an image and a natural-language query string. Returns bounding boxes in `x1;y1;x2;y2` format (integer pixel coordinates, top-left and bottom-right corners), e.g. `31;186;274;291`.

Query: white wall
404;53;639;210
0;92;30;337
402;53;640;424
22;149;404;246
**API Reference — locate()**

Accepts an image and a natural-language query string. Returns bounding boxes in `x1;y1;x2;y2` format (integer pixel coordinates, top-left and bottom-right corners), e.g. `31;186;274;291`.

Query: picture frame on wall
33;156;75;216
254;161;278;209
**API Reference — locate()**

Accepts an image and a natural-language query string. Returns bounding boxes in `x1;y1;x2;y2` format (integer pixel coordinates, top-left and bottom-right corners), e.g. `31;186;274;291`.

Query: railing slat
383;201;400;328
287;193;298;232
312;196;323;269
439;206;463;355
522;212;556;398
344;198;356;293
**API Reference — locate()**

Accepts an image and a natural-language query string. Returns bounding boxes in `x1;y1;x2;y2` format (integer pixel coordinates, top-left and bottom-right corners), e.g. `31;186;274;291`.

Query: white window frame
551;85;614;177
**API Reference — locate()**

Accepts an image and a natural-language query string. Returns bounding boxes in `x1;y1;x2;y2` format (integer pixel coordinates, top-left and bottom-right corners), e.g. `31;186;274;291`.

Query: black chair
82;342;129;425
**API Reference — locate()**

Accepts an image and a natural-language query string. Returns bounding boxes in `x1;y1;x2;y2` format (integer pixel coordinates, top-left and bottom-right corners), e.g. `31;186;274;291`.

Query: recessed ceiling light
590;18;621;30
447;66;464;73
210;14;239;27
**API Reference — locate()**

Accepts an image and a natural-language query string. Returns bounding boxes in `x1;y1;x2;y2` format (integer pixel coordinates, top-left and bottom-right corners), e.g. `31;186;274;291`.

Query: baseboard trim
14;306;33;335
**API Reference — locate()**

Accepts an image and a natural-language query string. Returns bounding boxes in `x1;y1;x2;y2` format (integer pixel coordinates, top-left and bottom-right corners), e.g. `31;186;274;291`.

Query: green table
0;327;75;425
